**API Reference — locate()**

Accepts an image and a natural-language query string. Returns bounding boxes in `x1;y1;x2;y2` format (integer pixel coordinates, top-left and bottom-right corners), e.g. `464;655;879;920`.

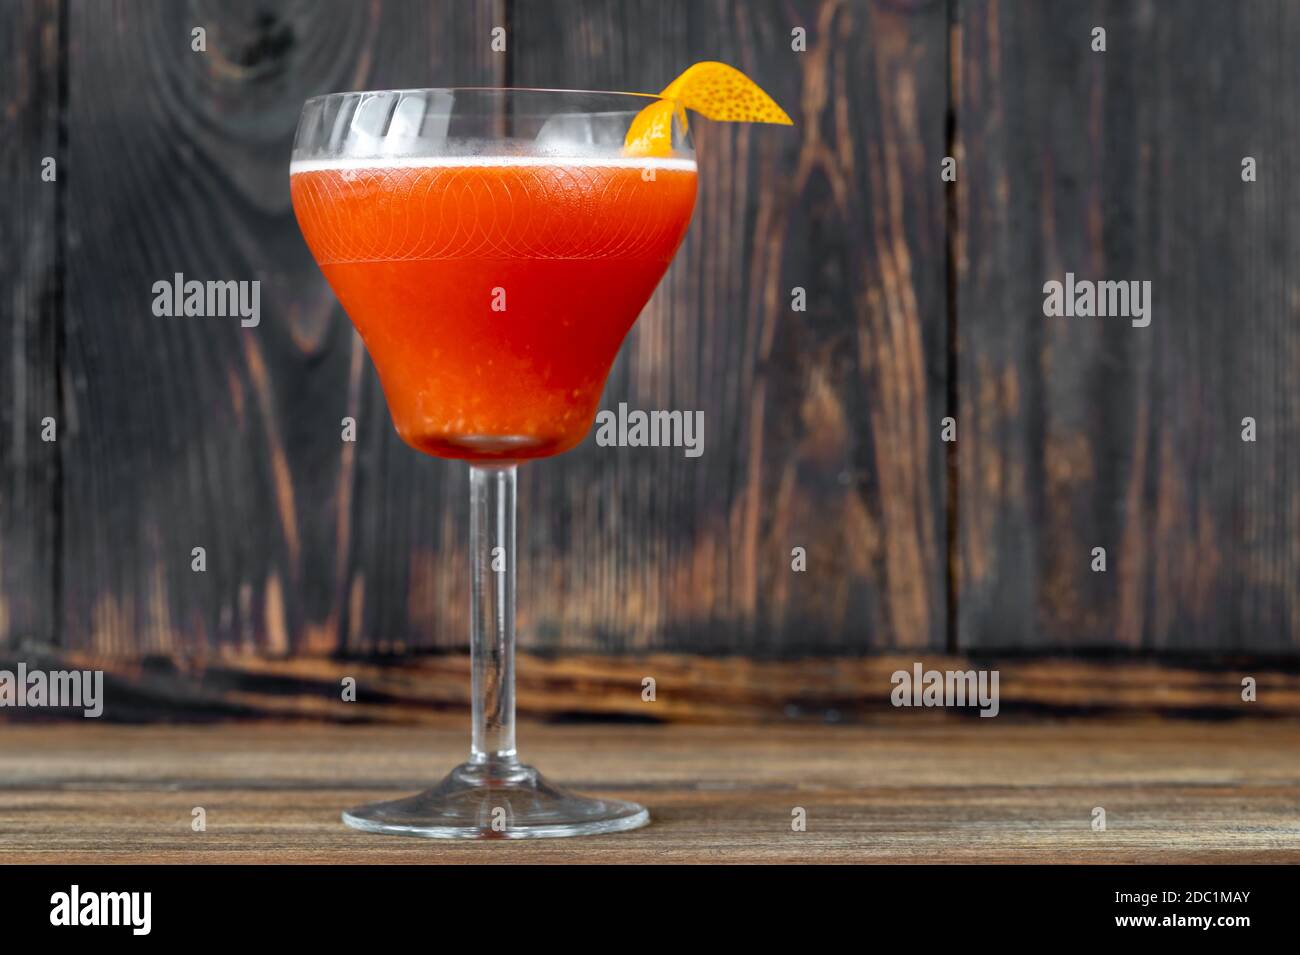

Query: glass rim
304;87;671;108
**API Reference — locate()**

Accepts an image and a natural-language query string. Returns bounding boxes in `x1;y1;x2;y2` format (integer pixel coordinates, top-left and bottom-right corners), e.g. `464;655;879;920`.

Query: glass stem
468;463;517;766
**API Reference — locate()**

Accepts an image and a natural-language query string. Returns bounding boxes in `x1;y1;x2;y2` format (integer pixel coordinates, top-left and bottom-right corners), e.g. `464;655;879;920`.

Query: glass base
342;758;649;839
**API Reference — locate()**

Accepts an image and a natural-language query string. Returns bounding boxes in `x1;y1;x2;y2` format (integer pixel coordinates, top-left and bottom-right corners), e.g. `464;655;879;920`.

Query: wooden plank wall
507;0;947;655
58;0;503;660
0;0;60;653
956;0;1300;652
0;0;1296;668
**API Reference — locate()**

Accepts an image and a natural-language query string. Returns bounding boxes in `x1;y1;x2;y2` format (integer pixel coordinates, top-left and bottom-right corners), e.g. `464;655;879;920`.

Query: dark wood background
2;0;1299;718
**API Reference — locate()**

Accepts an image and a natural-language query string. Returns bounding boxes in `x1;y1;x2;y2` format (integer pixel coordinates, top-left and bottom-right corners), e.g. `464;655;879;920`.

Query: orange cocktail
294;74;788;841
290;156;697;460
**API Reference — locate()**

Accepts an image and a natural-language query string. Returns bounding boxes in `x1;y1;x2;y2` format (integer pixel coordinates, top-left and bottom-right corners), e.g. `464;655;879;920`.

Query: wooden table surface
1;720;1298;863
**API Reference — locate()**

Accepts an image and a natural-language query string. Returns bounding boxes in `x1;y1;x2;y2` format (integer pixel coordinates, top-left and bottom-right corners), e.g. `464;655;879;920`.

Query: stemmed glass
290;89;697;837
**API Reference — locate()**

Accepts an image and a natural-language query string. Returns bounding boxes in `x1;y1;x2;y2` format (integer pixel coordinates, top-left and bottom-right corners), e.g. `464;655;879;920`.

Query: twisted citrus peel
623;62;793;157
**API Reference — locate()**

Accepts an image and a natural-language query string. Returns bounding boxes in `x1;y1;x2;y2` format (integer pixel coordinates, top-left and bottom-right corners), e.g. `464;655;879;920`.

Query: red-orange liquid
290;159;697;460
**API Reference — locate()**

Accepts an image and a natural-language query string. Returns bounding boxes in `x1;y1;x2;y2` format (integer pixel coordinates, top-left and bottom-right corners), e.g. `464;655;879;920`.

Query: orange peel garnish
623;62;793;157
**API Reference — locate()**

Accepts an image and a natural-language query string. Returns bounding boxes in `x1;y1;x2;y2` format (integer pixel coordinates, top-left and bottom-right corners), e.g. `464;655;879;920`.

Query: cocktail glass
290;89;696;837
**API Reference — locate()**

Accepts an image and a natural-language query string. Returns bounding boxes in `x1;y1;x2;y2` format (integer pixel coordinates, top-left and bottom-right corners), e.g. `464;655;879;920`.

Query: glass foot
342;758;649;839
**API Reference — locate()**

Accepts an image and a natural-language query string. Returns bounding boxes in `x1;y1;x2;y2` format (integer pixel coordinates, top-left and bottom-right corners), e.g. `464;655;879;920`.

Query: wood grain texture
53;0;949;661
956;0;1300;651
506;0;949;654
2;721;1297;862
59;0;502;658
4;650;1297;723
0;0;60;650
7;0;1300;669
